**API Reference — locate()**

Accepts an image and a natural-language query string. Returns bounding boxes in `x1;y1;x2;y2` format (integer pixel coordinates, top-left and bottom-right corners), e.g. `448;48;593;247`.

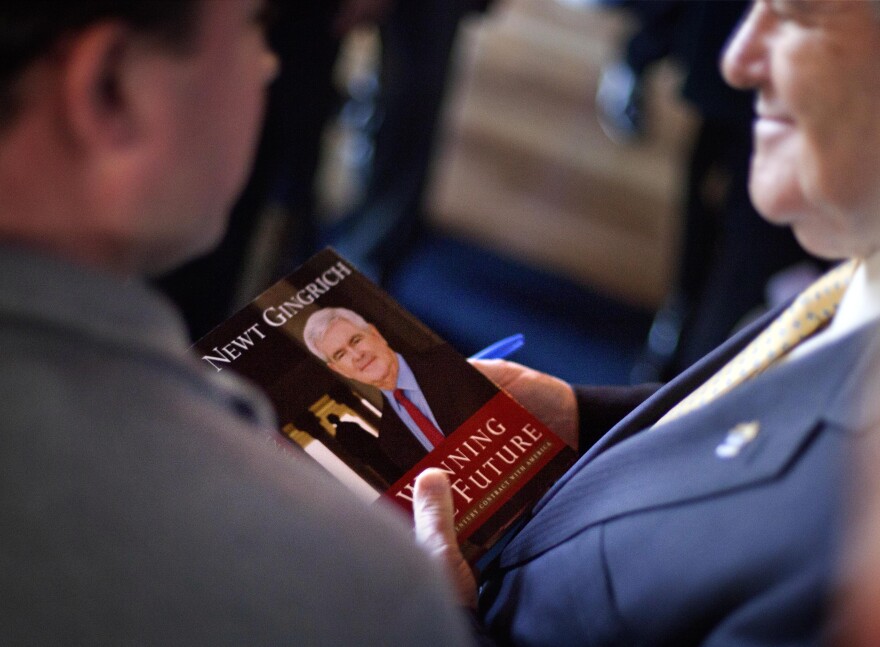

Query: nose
263;47;280;85
721;2;769;91
351;344;367;361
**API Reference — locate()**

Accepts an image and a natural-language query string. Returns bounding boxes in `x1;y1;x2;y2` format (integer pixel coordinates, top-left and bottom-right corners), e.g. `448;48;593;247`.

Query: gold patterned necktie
656;259;858;427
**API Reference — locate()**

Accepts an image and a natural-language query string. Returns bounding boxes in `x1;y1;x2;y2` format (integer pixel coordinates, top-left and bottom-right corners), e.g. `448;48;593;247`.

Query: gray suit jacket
479;305;879;646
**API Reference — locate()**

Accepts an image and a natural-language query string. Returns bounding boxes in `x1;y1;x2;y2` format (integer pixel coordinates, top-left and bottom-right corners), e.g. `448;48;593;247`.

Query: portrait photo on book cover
273;301;498;490
221;256;501;498
194;250;574;557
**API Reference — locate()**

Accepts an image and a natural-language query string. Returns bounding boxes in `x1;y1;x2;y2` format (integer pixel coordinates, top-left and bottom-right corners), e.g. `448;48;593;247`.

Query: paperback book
194;248;576;562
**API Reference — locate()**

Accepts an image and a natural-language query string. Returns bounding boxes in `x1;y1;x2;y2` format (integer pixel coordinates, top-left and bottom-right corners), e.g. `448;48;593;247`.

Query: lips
755;115;791;133
754;99;794;130
753;109;796;143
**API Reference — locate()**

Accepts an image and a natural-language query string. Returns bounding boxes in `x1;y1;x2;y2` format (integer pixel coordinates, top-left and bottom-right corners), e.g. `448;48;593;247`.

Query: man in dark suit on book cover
305;307;496;476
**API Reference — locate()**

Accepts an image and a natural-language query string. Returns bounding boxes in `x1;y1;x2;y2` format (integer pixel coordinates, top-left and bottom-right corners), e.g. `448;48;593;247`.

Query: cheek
202;54;270;195
364;354;386;374
227;76;266;147
800;123;880;222
791;51;880;213
335;362;359;380
214;88;264;188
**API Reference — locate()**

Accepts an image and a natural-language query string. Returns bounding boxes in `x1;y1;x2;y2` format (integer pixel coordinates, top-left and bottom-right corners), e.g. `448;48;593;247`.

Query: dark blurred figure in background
595;0;682;143
328;0;496;284
598;0;820;383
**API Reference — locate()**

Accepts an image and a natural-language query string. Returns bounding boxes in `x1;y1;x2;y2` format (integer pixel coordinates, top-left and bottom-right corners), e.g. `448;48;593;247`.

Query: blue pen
469;333;525;360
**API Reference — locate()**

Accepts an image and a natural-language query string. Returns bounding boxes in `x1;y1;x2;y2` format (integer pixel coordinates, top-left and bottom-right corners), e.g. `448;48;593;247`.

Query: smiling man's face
722;0;880;259
317;319;399;390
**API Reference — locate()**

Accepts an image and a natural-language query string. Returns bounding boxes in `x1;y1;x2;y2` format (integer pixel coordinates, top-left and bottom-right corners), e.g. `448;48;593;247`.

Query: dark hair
0;1;201;125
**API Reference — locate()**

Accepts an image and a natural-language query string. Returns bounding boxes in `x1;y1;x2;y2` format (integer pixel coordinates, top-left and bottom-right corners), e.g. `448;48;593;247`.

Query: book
194;248;576;563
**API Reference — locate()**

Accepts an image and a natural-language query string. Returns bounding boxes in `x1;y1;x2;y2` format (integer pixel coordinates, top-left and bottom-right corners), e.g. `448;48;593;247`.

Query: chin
749;194;797;235
747;148;812;224
790;226;850;262
143;230;224;276
141;249;194;277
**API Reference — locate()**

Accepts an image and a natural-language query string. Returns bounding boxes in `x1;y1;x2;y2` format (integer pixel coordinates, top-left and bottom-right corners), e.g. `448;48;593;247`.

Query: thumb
413;469;478;608
414;469;457;549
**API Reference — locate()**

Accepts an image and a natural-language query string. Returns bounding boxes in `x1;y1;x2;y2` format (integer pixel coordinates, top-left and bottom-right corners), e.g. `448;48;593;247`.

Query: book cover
194;249;576;562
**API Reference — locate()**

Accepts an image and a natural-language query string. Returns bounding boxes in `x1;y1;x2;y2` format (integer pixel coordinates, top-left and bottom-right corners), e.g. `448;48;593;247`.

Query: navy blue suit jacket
479;306;880;645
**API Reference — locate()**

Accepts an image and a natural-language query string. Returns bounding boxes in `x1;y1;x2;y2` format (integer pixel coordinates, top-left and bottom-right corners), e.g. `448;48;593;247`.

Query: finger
413;469;457;551
413;469;478;608
469;358;519;387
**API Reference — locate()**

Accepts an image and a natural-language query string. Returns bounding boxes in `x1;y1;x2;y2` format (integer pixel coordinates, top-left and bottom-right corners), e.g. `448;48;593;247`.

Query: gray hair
303;307;370;362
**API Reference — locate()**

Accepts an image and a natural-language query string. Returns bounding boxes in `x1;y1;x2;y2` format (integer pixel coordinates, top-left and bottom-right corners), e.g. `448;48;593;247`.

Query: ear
59;22;139;151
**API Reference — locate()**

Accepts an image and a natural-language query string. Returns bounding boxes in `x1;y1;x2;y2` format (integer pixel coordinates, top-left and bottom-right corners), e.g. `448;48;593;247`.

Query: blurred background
156;0;821;387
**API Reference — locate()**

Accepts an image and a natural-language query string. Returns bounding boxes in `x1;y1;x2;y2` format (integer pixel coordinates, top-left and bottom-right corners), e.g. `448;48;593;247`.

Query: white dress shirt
790;252;880;360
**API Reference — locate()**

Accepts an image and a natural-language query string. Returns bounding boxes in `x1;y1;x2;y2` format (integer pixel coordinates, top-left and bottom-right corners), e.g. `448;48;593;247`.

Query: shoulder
0;313;471;644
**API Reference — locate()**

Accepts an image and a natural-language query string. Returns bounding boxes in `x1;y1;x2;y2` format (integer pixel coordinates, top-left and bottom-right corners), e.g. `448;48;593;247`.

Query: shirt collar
793;252;880;358
823;252;880;342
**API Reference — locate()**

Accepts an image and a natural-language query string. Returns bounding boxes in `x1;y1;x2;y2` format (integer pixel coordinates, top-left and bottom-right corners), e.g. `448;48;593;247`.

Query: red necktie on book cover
393;388;446;448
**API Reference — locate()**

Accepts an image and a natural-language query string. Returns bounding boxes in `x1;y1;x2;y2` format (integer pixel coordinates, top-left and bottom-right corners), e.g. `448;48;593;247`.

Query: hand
471;359;579;450
413;469;478;609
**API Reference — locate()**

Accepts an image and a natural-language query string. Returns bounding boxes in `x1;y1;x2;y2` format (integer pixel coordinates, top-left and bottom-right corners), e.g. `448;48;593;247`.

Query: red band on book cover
384;392;568;542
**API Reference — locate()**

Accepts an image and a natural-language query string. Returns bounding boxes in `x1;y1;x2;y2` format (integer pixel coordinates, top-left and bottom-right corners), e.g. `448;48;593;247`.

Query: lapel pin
715;421;760;459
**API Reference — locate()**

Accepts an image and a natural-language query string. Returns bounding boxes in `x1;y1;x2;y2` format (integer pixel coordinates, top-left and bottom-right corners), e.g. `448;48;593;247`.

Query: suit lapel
528;305;780;516
378;398;432;468
499;318;878;569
